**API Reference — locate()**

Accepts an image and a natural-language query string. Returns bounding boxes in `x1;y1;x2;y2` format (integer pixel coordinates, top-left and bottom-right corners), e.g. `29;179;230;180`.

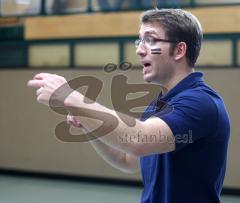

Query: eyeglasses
135;36;178;48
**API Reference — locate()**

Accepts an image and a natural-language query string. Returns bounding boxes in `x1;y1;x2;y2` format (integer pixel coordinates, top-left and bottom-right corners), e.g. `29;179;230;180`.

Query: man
28;9;230;203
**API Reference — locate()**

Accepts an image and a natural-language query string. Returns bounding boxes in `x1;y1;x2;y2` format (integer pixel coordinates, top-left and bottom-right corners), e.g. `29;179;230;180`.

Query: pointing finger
27;80;45;88
33;73;52;80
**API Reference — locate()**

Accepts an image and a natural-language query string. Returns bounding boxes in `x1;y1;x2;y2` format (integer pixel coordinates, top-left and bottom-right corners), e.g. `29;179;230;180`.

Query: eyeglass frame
135;37;178;49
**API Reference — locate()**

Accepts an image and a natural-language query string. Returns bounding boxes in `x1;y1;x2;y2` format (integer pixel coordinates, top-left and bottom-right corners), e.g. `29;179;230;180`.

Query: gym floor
0;174;239;203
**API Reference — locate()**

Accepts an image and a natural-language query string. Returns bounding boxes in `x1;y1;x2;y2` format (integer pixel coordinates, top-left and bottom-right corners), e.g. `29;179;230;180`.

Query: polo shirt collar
160;72;204;101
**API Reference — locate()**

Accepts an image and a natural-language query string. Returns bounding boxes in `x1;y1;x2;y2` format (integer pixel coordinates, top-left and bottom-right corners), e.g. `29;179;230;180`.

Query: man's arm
67;114;139;173
65;91;175;157
28;73;175;158
90;140;140;173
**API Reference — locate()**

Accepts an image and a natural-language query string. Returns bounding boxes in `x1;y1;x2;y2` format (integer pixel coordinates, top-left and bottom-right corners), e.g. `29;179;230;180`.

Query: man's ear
174;42;187;61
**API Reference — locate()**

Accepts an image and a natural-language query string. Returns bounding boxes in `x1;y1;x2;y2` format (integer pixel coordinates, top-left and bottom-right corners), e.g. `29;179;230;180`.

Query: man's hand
67;113;83;128
27;73;73;106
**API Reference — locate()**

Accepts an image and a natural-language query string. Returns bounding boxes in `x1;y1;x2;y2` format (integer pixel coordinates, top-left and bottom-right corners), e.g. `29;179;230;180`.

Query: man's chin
143;75;152;83
143;75;162;85
143;73;154;83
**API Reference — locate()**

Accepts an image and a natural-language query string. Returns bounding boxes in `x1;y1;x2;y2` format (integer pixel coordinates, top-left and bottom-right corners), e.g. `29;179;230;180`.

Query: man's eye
146;37;153;42
147;38;155;45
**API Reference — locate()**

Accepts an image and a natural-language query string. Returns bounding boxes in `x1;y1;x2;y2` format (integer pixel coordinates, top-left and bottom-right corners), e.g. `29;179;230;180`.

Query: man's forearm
65;91;145;156
90;139;139;173
65;90;175;157
78;123;139;173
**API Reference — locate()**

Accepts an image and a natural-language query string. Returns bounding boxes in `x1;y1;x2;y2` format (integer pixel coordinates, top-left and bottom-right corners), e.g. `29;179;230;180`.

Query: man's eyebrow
139;30;159;38
145;30;158;35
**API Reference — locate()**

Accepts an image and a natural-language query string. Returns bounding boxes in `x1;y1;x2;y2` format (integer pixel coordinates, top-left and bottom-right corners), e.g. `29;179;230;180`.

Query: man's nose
136;43;147;57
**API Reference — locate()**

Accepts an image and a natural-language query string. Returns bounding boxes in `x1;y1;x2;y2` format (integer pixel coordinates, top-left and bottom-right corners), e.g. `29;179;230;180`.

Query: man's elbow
119;167;139;174
128;143;175;157
128;144;148;158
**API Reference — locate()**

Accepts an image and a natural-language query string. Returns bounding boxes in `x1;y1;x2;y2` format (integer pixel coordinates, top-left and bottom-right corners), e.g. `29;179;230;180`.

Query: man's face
136;22;175;84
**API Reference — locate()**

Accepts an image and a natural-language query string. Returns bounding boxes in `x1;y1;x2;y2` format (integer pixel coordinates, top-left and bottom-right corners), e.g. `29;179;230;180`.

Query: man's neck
161;68;195;95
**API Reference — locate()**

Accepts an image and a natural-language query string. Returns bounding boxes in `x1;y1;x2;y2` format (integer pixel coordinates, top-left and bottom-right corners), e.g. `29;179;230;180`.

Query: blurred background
0;0;240;202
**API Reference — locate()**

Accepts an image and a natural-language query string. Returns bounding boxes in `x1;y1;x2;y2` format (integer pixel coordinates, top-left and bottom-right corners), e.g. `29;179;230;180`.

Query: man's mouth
143;62;151;68
143;62;152;73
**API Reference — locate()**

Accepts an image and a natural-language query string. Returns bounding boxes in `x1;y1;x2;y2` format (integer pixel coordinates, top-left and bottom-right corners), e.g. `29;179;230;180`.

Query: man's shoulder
169;86;221;121
174;84;221;105
171;85;230;125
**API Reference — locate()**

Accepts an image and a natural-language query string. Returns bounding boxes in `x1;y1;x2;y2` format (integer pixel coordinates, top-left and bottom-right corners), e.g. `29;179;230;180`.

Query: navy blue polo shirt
140;72;230;203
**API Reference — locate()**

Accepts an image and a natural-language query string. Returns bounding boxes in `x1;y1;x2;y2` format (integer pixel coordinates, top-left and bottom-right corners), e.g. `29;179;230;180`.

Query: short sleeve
157;92;218;152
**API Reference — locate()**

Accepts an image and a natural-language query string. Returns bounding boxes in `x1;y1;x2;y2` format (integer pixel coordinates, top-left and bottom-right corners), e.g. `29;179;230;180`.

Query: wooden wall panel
24;6;240;40
24;12;140;40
